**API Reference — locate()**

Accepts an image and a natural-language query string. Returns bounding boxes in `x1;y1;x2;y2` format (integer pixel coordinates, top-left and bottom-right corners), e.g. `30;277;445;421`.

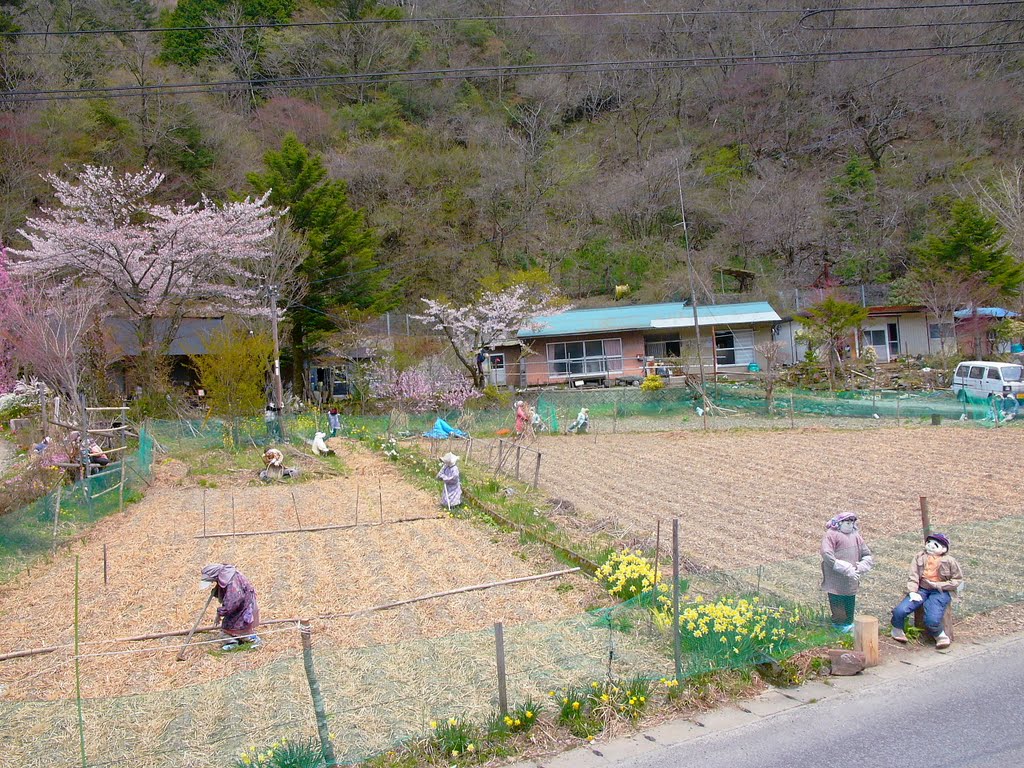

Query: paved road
613;637;1024;768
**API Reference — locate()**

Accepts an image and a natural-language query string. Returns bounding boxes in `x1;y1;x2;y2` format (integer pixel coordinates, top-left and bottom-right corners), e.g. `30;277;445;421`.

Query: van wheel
956;389;967;403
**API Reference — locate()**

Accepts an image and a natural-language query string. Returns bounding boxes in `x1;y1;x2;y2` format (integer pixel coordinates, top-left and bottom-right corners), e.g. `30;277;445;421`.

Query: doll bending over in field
437;452;462;509
820;512;873;633
891;533;963;649
200;563;261;651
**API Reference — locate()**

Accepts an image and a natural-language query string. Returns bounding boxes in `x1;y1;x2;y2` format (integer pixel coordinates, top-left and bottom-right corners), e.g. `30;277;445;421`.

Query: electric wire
5;37;1024;103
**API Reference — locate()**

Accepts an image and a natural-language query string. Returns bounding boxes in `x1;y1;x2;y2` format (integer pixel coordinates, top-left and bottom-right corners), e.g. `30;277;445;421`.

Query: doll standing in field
820;512;873;633
437;452;462;509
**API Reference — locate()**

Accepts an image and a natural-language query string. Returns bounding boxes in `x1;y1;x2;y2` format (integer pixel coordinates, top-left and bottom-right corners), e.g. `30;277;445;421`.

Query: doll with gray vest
820;512;874;633
890;532;963;649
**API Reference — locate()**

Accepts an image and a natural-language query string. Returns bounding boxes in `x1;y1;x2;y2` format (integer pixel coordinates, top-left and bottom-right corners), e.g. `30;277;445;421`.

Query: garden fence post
103;544;108;586
467;437;473;465
515;445;521;480
38;382;48;435
300;621;339;767
378;478;384;524
74;556;87;768
672;518;682;684
117;454;126;515
51;483;62;556
896;394;901;426
919;496;931;538
494;622;509;716
533;452;541;489
202;489;207;537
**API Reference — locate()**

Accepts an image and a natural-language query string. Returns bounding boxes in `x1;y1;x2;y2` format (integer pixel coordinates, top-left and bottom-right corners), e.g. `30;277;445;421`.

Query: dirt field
535;426;1021;571
0;440;597;704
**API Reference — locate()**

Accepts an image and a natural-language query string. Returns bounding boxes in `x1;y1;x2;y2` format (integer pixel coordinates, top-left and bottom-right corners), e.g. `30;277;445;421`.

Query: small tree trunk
291;322;306;397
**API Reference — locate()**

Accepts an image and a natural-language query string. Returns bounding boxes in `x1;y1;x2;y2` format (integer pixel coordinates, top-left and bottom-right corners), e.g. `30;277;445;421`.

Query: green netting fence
0;426;154;582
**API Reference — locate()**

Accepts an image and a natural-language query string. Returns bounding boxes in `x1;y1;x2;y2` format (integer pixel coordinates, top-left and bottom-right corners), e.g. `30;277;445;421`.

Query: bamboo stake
231;496;236;536
103;544;108;586
176;591;216;662
672;518;682;684
494;622;508;716
202;489;207;537
194;515;447;539
378;477;383;523
117;455;126;515
300;621;339;767
292;490;302;530
354;484;360;525
74;556;87;768
0;569;582;662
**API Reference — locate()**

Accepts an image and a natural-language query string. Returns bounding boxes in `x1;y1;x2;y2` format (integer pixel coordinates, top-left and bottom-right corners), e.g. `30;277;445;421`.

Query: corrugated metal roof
107;317;226;357
953;307;1018;319
519;301;780;338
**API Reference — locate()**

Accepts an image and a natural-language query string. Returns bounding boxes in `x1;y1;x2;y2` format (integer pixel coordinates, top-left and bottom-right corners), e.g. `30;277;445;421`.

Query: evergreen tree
795;296;869;390
913;198;1024;296
162;0;295;66
247;133;396;393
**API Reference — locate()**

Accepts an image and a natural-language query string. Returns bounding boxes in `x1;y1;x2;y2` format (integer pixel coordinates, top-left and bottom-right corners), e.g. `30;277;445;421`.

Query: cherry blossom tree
367;361;480;413
415;283;567;387
0;246;17;392
7;166;285;390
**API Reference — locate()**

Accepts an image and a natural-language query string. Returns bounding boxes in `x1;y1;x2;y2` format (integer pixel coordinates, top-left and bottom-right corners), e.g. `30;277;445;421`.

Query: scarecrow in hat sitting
890;532;963;649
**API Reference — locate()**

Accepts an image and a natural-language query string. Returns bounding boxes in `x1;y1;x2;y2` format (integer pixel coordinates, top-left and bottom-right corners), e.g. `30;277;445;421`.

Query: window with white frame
714;329;754;366
546;338;623;377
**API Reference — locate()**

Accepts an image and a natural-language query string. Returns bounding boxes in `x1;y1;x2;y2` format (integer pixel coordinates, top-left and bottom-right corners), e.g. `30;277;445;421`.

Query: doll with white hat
437;452;462;509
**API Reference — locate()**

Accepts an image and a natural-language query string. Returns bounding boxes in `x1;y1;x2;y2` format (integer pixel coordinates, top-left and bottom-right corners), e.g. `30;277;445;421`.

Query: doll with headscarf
820;512;874;633
890;533;963;649
199;563;261;650
437;452;462;509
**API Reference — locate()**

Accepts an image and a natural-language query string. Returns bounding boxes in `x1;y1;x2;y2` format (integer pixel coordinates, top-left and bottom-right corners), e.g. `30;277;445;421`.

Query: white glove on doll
834;560;857;578
855;556;874;575
908;592;923;603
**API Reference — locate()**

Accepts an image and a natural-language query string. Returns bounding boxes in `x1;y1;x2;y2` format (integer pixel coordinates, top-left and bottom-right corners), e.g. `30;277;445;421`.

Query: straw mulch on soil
0;438;598;704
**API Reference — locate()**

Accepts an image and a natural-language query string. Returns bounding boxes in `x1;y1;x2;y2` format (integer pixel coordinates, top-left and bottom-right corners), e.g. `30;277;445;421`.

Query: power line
798;0;1024;28
0;6;810;39
4;38;1024;103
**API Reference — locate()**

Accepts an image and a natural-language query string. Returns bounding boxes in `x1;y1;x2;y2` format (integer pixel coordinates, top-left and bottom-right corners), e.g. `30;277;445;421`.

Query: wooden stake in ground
494;622;509;716
176;591;216;662
291;490;303;530
672;518;682;683
300;621;339;767
919;496;931;538
378;477;383;524
202;489;207;537
652;519;661;591
853;615;880;667
354;484;359;525
51;483;63;556
102;544;108;586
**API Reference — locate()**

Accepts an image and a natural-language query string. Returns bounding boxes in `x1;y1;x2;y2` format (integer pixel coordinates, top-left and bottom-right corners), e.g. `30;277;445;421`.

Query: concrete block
737;689;803;717
775;680;836;704
640;718;705;746
691;705;759;731
590;735;661;762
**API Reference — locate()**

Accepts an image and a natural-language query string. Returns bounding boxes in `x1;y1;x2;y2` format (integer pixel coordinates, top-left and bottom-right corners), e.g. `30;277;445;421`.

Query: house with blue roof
496;301;782;387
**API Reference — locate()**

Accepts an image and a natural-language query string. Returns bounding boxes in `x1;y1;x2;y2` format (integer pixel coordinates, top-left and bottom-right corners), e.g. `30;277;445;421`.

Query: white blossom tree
7;166;286;389
415;283;567;387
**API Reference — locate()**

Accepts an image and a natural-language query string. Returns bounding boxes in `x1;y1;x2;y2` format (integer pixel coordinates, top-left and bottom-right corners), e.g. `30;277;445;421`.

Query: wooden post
231;496;236;536
789;391;795;429
919;496;931;538
496;439;505;471
494;621;509;716
378;477;383;524
51;483;62;556
466;437;474;465
515;445;521;480
300;621;339;767
651;519;661;593
292;490;302;530
117;455;126;515
103;544;108;586
896;393;901;426
672;518;682;683
202;490;207;537
354;484;360;525
38;382;48;436
533;452;541;489
853;615;880;667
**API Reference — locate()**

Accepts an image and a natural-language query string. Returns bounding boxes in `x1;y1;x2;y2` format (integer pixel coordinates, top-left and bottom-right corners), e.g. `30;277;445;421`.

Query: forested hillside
3;0;1024;309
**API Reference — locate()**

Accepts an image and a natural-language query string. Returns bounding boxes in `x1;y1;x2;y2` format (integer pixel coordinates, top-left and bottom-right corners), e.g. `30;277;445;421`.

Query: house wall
518;331;646;386
643;325;776;372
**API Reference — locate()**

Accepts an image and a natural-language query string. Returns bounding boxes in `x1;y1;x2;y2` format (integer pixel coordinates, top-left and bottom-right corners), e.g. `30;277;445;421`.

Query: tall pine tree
248;133;396;393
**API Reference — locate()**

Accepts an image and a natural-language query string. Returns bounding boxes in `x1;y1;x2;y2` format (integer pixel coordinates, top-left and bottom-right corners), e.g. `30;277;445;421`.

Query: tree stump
853;615;880;667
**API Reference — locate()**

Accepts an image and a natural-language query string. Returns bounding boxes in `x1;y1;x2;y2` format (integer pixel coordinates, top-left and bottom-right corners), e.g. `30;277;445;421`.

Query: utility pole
676;163;709;431
268;284;287;439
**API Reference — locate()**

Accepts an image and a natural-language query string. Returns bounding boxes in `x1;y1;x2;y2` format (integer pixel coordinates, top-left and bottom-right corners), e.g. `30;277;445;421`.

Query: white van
950;361;1024;402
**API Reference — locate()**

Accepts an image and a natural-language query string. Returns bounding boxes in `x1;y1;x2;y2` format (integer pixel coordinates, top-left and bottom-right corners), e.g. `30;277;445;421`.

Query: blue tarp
423;418;467;439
